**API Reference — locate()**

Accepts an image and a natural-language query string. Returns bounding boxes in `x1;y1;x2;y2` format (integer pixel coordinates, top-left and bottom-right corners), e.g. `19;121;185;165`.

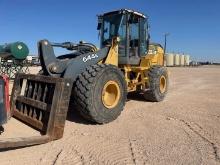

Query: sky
0;0;220;62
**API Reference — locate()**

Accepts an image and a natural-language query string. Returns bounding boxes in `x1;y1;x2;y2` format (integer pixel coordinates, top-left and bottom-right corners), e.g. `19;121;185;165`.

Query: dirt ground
0;66;220;165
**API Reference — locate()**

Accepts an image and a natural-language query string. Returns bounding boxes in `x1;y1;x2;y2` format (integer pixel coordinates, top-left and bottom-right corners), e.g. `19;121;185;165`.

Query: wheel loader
0;9;168;149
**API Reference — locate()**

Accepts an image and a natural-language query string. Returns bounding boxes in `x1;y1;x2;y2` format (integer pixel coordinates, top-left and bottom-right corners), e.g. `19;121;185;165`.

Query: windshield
102;14;123;46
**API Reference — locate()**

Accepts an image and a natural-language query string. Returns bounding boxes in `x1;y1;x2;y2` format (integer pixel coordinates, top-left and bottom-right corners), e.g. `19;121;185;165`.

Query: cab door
118;14;148;65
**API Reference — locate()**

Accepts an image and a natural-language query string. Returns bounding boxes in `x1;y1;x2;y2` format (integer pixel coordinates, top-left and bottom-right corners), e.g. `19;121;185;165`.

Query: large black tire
144;66;168;102
73;64;127;124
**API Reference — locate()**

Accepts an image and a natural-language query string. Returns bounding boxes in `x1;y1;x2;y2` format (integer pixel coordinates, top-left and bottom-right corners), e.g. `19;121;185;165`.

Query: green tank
0;42;29;60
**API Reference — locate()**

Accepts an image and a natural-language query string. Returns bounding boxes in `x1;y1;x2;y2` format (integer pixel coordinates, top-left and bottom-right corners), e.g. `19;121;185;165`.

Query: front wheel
73;64;127;124
144;66;169;102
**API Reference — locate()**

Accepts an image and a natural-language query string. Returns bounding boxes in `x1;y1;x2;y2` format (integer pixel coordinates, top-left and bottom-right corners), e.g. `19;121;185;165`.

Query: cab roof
102;9;146;19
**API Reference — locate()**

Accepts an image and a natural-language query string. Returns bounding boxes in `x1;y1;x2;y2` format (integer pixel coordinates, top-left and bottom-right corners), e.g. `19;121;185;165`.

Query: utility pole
163;33;170;66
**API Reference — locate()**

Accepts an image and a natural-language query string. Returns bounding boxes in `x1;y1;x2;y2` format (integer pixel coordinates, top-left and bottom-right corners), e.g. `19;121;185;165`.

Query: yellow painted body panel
121;65;148;92
101;40;165;93
99;37;120;66
141;43;164;67
121;43;164;92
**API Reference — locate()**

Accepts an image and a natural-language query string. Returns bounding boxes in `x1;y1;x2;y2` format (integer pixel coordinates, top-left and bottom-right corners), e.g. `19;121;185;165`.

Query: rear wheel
144;66;168;102
73;64;127;124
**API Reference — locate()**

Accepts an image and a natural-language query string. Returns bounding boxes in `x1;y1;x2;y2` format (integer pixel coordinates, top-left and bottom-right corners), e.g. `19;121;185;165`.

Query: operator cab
98;9;150;65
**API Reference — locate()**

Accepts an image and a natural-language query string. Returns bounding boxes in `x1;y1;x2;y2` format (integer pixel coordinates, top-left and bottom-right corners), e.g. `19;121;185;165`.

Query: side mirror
97;16;103;30
97;23;102;30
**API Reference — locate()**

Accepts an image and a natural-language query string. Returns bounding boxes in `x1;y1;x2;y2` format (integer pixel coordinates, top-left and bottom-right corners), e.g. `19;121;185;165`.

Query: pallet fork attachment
0;73;73;149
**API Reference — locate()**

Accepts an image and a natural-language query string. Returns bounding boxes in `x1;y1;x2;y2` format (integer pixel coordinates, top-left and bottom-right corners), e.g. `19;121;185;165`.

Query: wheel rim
102;80;121;109
159;75;167;93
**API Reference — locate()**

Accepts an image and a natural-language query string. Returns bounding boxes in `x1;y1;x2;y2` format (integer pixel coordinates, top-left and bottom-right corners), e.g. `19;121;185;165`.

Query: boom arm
38;39;110;81
38;40;68;77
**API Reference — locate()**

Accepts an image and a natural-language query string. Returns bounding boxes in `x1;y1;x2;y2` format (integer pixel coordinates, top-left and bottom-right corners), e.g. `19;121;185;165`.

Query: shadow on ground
66;92;151;125
127;92;151;102
66;105;95;125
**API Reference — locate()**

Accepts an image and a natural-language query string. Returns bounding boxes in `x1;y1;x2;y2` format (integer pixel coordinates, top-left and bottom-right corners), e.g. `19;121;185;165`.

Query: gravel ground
0;66;220;165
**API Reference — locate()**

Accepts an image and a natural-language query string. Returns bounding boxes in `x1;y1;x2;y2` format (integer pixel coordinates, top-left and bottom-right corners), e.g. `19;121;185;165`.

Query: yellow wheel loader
37;9;168;124
82;9;168;123
0;9;168;149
